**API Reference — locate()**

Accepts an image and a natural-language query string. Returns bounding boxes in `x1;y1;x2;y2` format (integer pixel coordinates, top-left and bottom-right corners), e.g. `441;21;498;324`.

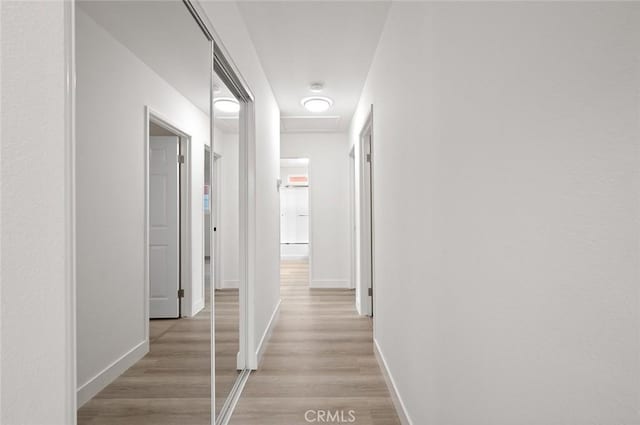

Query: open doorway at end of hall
280;158;311;287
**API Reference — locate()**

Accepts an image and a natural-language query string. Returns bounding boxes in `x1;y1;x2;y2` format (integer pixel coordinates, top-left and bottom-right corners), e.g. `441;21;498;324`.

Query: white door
149;136;180;318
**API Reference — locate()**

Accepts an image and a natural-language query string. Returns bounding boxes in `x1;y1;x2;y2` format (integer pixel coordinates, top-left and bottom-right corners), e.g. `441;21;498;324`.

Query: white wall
201;1;281;366
1;1;75;423
75;10;210;403
350;3;640;424
281;133;351;288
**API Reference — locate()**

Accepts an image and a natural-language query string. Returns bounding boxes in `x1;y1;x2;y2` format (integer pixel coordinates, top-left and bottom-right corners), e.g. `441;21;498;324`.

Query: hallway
6;2;640;424
229;260;400;425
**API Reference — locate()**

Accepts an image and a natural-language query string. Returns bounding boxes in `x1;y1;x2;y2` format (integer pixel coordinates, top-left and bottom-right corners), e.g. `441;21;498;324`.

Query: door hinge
178;155;185;164
366;153;372;163
213;227;217;232
368;287;373;297
178;288;185;298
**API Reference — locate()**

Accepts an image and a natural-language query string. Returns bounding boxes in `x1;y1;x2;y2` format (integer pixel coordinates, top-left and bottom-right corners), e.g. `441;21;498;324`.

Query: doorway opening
349;145;357;296
147;112;192;320
279;158;311;288
356;107;374;318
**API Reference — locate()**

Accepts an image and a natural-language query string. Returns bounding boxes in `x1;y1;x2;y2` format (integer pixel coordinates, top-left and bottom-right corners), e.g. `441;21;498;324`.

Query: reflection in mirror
75;1;212;424
212;73;241;419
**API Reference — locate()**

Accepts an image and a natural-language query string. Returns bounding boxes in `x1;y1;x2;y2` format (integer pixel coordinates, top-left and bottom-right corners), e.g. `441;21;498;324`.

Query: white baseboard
77;339;148;407
255;299;281;368
221;279;240;289
374;339;413;425
191;297;205;316
310;279;350;289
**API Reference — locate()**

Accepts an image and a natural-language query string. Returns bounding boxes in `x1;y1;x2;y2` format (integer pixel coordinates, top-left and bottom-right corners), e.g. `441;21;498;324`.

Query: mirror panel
75;1;212;424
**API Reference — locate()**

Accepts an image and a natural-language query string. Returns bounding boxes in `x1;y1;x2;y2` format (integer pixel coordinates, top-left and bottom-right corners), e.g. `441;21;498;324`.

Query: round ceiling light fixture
301;96;333;113
214;97;240;113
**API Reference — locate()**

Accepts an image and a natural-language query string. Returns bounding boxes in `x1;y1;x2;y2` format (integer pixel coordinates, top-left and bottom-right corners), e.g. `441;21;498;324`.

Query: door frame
145;107;193;325
349;146;356;292
358;106;375;317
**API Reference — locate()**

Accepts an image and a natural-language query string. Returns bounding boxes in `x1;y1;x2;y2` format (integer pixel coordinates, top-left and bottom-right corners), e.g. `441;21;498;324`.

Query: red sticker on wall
288;175;308;184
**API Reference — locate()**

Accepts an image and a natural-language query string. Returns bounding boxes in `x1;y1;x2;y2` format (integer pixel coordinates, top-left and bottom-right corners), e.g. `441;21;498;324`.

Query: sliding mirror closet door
212;72;242;420
75;1;213;423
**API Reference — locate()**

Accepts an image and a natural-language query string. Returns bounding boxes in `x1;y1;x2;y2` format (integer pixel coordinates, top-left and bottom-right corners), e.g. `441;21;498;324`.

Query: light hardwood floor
78;260;399;424
77;303;212;425
78;286;240;425
228;259;401;425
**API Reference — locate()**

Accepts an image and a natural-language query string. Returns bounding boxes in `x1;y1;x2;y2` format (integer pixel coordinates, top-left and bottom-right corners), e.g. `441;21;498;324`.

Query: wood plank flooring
78;260;400;424
77;300;212;425
229;260;401;425
78;286;240;425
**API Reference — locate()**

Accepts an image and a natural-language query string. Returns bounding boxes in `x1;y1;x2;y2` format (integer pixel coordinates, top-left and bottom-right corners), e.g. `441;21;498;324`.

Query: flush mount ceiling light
301;96;333;113
214;97;240;113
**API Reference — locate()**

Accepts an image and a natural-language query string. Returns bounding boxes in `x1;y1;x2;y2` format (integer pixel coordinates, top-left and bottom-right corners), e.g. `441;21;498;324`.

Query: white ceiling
236;1;391;132
79;1;390;133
